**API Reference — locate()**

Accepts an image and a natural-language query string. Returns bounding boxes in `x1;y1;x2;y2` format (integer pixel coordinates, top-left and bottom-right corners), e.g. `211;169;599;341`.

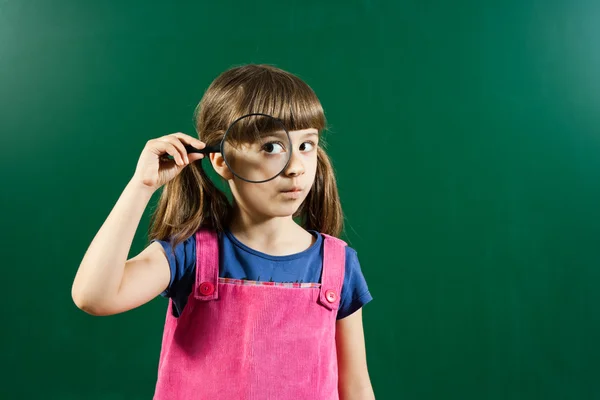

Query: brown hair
148;64;344;252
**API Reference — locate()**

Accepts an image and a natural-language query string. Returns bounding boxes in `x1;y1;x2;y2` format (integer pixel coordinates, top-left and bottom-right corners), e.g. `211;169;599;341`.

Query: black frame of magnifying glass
183;113;293;183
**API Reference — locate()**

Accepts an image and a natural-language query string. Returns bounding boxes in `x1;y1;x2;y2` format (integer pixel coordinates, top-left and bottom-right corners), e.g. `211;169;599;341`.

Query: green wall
2;1;599;398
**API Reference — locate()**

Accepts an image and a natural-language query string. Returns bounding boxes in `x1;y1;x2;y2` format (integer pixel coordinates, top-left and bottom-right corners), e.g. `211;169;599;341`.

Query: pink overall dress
153;229;347;400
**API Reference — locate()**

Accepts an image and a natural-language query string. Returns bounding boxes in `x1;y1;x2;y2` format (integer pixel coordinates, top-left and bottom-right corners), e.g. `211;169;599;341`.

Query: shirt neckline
223;229;322;261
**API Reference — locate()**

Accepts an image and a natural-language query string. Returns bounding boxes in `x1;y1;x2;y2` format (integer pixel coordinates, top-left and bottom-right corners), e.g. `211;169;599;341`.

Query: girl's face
211;128;320;221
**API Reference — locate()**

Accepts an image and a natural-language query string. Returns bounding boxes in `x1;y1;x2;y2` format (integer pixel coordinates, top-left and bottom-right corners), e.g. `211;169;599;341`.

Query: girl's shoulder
151;234;197;297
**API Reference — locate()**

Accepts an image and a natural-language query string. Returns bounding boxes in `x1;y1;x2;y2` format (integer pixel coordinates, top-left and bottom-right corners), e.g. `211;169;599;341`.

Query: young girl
72;64;375;400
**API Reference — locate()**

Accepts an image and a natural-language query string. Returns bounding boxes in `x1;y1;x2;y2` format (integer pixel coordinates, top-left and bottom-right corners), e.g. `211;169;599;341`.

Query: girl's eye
262;142;285;154
299;141;316;152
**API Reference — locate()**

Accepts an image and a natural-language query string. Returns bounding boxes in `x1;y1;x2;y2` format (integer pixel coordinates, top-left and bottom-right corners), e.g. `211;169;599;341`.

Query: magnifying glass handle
184;144;220;154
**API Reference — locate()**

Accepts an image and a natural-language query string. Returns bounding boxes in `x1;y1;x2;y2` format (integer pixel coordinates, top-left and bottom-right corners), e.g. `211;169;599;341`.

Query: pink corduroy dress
153;228;346;400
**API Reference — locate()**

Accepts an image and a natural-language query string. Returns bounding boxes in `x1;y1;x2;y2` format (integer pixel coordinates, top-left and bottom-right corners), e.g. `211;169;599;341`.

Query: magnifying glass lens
222;114;291;183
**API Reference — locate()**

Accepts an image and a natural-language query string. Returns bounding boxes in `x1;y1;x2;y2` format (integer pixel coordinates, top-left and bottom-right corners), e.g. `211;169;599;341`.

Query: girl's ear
210;152;234;180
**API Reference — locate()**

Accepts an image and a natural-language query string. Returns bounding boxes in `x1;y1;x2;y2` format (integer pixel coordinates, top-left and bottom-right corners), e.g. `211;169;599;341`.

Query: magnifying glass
182;113;292;183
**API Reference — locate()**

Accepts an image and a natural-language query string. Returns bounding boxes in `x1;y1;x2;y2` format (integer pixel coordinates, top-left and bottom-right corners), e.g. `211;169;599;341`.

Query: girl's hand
132;133;206;192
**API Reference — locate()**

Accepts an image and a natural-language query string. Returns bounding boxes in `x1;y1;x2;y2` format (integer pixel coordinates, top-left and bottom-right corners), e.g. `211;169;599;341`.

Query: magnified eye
263;142;285;154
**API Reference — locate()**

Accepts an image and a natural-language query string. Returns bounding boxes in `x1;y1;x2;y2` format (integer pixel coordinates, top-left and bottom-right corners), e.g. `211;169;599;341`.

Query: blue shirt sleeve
151;235;196;298
337;247;373;320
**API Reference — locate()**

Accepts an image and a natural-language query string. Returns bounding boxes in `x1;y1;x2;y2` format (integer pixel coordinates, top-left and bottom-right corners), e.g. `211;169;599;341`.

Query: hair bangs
234;66;326;133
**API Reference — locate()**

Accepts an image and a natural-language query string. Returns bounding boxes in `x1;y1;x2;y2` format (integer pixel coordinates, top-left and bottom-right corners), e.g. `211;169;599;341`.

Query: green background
2;1;599;399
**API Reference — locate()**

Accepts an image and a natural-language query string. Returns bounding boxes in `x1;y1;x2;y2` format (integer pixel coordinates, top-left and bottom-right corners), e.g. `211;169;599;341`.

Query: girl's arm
336;308;376;400
71;133;204;316
71;178;171;316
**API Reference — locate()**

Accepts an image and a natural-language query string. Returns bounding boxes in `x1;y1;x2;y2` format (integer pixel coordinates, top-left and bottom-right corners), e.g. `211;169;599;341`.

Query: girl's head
149;64;343;248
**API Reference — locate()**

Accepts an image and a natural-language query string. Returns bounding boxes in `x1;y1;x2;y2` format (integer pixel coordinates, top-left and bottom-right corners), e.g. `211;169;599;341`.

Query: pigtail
148;160;231;256
296;147;344;237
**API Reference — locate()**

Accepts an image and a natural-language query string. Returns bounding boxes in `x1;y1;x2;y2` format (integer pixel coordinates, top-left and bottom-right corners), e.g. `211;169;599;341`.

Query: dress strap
319;234;347;311
193;228;220;301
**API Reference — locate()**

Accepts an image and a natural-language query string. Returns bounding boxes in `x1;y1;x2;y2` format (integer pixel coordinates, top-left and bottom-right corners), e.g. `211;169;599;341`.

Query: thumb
187;153;205;163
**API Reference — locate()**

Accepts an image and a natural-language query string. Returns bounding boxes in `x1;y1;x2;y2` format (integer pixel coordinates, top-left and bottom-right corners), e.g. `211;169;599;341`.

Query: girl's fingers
170;132;206;150
188;153;205;163
158;136;188;164
154;140;185;166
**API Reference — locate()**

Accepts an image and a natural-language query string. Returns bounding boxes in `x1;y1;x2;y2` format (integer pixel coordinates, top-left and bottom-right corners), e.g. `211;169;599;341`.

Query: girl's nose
283;151;305;177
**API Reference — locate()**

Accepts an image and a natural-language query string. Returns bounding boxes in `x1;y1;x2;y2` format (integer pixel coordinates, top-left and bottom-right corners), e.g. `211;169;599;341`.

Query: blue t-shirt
153;230;372;319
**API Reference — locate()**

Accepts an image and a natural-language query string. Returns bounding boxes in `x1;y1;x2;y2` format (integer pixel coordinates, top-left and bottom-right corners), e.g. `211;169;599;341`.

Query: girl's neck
227;205;315;256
